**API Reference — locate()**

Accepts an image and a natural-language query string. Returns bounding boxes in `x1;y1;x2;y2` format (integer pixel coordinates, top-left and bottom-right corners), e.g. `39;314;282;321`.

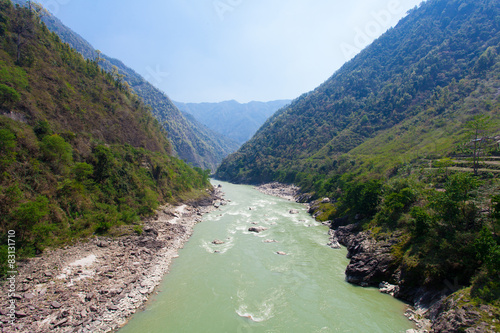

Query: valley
0;0;499;332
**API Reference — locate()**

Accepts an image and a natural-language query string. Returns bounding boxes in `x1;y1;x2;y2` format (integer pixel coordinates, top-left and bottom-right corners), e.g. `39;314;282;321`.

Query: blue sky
41;0;424;103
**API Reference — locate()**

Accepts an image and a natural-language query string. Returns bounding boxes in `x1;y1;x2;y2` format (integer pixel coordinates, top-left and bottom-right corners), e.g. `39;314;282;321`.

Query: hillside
175;99;291;146
217;0;500;184
11;0;238;171
216;0;500;330
0;1;210;263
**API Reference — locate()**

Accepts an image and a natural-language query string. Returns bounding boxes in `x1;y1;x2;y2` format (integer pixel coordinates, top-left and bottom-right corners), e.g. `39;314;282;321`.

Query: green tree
14;195;50;241
41;134;73;173
465;115;491;176
0;128;16;169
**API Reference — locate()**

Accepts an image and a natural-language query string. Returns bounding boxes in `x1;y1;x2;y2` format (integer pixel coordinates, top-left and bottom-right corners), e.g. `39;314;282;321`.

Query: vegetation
0;1;210;276
216;0;500;311
10;0;238;171
217;0;500;184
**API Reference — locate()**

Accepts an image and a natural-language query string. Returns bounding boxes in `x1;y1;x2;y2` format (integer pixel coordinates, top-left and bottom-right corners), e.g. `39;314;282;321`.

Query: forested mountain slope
0;1;210;262
12;0;238;171
175;99;291;146
216;0;500;184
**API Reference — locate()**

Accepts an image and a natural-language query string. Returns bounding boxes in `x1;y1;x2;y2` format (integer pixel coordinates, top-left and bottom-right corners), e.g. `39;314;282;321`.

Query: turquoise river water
118;181;415;333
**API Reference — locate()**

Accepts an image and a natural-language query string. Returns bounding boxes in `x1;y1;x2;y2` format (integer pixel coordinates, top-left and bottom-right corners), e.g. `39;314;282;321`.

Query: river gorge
118;181;415;332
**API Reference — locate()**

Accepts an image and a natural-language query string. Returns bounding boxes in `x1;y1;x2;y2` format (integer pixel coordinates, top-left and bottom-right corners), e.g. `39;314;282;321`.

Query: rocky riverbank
330;222;499;333
0;187;225;333
300;194;498;332
254;182;300;202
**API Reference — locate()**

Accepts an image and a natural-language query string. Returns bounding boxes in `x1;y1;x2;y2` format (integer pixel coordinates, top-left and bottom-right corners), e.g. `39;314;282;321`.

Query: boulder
212;240;225;245
248;227;268;233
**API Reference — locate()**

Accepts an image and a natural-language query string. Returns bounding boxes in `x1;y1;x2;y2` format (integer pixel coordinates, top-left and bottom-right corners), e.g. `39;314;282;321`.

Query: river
118;181;415;332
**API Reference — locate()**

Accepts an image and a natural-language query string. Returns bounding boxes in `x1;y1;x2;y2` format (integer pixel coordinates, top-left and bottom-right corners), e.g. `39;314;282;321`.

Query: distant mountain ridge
174;99;291;146
12;0;238;171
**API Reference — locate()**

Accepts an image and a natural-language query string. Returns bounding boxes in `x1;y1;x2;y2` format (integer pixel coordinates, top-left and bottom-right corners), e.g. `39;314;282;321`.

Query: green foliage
429;173;480;227
0;128;16;168
33;120;51;140
40;134;73;172
0;3;211;274
0;83;20;106
339;179;383;219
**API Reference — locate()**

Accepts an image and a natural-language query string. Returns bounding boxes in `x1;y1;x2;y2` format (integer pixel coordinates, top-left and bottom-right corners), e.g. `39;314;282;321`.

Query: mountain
217;0;500;184
174;100;291;146
216;0;500;329
11;0;238;171
0;1;210;262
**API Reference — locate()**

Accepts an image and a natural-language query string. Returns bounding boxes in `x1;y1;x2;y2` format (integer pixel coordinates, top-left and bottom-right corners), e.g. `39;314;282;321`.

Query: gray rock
24;293;34;300
15;311;27;318
379;282;399;296
107;305;119;311
248;227;268;233
51;301;62;309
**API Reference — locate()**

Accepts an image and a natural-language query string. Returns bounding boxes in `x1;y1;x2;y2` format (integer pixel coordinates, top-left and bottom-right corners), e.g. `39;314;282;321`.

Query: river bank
254;182;301;202
0;187;225;333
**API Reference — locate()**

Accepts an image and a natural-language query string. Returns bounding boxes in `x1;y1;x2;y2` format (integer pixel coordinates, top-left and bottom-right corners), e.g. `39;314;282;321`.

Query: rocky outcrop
335;224;399;287
0;188;223;333
428;295;499;333
326;229;341;249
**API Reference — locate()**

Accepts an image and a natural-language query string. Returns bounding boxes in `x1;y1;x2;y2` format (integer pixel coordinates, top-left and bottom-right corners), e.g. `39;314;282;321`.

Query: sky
40;0;425;103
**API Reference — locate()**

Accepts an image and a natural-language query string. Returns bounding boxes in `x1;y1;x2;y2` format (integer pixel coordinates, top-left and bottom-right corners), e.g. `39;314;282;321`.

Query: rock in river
248;227;268;233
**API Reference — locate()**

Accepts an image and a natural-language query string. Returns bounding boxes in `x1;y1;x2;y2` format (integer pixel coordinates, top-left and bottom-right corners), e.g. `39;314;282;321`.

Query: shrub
0;83;20;106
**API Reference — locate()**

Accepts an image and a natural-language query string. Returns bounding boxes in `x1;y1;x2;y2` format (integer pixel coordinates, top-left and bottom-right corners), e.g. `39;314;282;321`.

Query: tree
465;115;491;176
11;5;34;63
95;49;104;65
